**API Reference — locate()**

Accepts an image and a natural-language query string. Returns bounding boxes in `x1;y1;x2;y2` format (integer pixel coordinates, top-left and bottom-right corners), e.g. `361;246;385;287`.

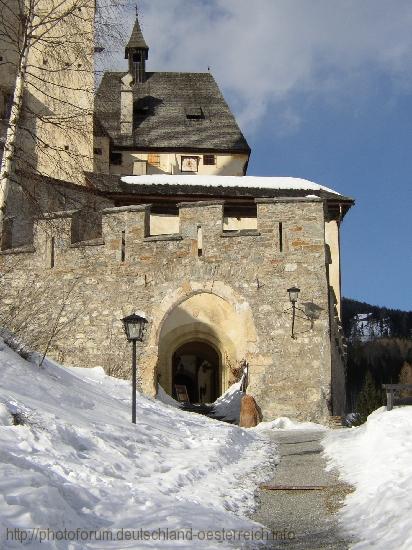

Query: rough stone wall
3;176;112;248
0;197;335;422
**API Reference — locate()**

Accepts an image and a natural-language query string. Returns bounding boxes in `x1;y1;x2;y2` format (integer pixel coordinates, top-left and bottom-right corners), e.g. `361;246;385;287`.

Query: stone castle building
0;6;353;422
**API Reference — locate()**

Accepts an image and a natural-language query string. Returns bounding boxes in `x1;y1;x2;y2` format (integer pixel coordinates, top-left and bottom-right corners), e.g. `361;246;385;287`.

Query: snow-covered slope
0;339;277;549
323;407;412;550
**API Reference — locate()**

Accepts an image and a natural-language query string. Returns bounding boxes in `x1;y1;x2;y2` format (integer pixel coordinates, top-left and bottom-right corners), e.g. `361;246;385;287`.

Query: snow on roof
120;175;342;195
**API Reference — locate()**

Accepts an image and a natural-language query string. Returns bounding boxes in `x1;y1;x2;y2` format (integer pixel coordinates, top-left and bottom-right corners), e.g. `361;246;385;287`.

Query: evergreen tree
355;371;383;424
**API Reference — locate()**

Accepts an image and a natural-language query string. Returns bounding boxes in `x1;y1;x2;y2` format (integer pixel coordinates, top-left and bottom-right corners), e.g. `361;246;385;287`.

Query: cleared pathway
251;430;355;549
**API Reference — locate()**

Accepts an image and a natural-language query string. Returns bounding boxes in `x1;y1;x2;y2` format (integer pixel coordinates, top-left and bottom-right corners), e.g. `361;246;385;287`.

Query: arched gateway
142;283;258;403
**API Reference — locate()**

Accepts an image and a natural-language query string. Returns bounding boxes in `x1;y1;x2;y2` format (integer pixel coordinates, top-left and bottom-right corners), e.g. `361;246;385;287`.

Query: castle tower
94;9;251;177
0;0;96;185
125;15;149;84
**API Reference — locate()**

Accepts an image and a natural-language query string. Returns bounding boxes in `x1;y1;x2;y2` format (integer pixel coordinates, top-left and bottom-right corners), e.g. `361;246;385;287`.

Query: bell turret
125;15;149;84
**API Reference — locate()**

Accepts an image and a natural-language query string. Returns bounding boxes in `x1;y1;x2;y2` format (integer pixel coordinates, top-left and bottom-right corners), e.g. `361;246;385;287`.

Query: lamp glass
122;313;148;342
287;287;300;303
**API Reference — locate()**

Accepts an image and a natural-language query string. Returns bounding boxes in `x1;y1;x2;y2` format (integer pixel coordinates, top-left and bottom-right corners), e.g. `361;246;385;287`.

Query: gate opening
172;341;220;403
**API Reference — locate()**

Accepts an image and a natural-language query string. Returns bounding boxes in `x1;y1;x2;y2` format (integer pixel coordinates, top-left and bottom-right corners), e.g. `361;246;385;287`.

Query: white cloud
103;0;412;135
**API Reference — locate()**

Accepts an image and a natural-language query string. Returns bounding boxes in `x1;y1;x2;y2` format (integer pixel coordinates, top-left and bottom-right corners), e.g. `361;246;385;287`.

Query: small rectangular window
64;145;69;151
203;154;216;166
110;152;122;165
93;147;102;156
185;107;204;120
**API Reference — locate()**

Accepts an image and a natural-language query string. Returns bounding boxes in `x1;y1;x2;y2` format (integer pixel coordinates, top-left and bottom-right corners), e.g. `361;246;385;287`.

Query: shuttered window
148;153;160;167
203;154;216;166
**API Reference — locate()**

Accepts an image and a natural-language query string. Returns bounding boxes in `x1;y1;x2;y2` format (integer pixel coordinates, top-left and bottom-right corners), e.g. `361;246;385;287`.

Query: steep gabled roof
95;72;251;154
125;17;148;55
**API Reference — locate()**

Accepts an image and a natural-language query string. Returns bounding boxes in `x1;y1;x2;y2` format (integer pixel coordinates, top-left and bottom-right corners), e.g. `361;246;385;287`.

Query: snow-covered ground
323;407;412;550
256;417;327;432
0;339;277;549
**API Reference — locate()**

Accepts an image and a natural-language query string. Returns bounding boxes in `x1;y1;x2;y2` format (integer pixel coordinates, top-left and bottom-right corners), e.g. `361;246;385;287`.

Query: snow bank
255;416;328;432
0;339;277;549
211;381;243;423
121;174;341;195
323;407;412;550
156;384;179;408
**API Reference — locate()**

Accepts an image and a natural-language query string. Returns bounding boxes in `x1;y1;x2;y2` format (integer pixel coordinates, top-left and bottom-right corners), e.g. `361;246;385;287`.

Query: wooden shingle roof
95;71;251;154
125;17;149;54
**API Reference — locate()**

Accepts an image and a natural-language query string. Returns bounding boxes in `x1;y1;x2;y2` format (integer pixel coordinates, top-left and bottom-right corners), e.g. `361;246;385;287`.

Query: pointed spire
125;16;149;59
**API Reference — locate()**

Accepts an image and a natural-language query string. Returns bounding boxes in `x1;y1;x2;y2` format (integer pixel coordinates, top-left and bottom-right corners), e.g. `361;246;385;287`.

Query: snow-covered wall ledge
120;174;342;195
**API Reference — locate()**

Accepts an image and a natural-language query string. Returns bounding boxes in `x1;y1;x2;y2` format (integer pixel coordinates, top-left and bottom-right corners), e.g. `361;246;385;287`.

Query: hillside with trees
342;298;412;414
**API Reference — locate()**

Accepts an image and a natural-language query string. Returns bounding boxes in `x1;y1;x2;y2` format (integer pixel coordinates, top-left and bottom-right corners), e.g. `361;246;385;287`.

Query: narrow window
64;145;69;151
1;217;12;250
203;154;216;166
197;225;203;257
121;230;126;262
93;147;102;155
279;222;283;252
50;237;55;268
2;94;13;120
110;152;122;165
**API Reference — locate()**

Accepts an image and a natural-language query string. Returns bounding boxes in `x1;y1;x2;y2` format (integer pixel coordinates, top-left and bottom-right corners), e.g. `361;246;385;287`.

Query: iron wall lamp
287;287;300;338
287;287;322;339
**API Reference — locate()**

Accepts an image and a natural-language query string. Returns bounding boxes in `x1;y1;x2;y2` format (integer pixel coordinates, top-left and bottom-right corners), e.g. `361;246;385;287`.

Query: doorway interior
172;341;220;404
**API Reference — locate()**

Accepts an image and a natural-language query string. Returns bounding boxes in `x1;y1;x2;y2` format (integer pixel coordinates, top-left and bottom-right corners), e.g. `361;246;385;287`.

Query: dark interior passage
172;341;220;403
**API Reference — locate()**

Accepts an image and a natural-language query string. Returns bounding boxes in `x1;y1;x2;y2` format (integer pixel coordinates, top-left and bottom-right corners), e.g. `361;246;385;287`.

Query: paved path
251;430;355;549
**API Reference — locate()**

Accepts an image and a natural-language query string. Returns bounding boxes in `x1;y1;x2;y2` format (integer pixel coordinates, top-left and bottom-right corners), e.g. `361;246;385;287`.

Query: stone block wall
0;197;339;422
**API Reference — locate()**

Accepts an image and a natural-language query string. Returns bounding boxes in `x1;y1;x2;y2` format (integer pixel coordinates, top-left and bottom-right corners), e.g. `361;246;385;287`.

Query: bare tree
0;265;81;361
0;0;126;247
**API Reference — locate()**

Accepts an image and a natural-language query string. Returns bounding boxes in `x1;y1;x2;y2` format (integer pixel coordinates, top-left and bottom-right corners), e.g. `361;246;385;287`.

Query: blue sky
107;0;412;310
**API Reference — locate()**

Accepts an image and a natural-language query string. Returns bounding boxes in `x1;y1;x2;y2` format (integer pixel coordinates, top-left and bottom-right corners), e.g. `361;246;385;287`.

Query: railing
382;384;412;411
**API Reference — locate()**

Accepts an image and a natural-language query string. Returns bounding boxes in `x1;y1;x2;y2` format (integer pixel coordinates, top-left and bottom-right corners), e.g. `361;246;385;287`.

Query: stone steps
328;416;346;429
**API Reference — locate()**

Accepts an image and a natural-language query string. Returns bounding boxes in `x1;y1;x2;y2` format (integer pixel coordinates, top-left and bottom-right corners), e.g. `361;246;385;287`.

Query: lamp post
287;287;300;339
121;312;148;423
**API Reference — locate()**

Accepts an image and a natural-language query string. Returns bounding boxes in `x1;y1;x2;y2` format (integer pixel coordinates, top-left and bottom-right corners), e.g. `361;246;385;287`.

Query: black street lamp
121;312;148;423
287;287;300;339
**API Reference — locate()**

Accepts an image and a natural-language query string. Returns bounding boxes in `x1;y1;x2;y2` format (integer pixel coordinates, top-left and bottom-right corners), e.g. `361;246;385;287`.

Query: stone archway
151;287;258;400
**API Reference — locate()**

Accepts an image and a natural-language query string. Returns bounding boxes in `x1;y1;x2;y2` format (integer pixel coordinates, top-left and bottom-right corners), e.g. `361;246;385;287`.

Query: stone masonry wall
0;197;335;422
